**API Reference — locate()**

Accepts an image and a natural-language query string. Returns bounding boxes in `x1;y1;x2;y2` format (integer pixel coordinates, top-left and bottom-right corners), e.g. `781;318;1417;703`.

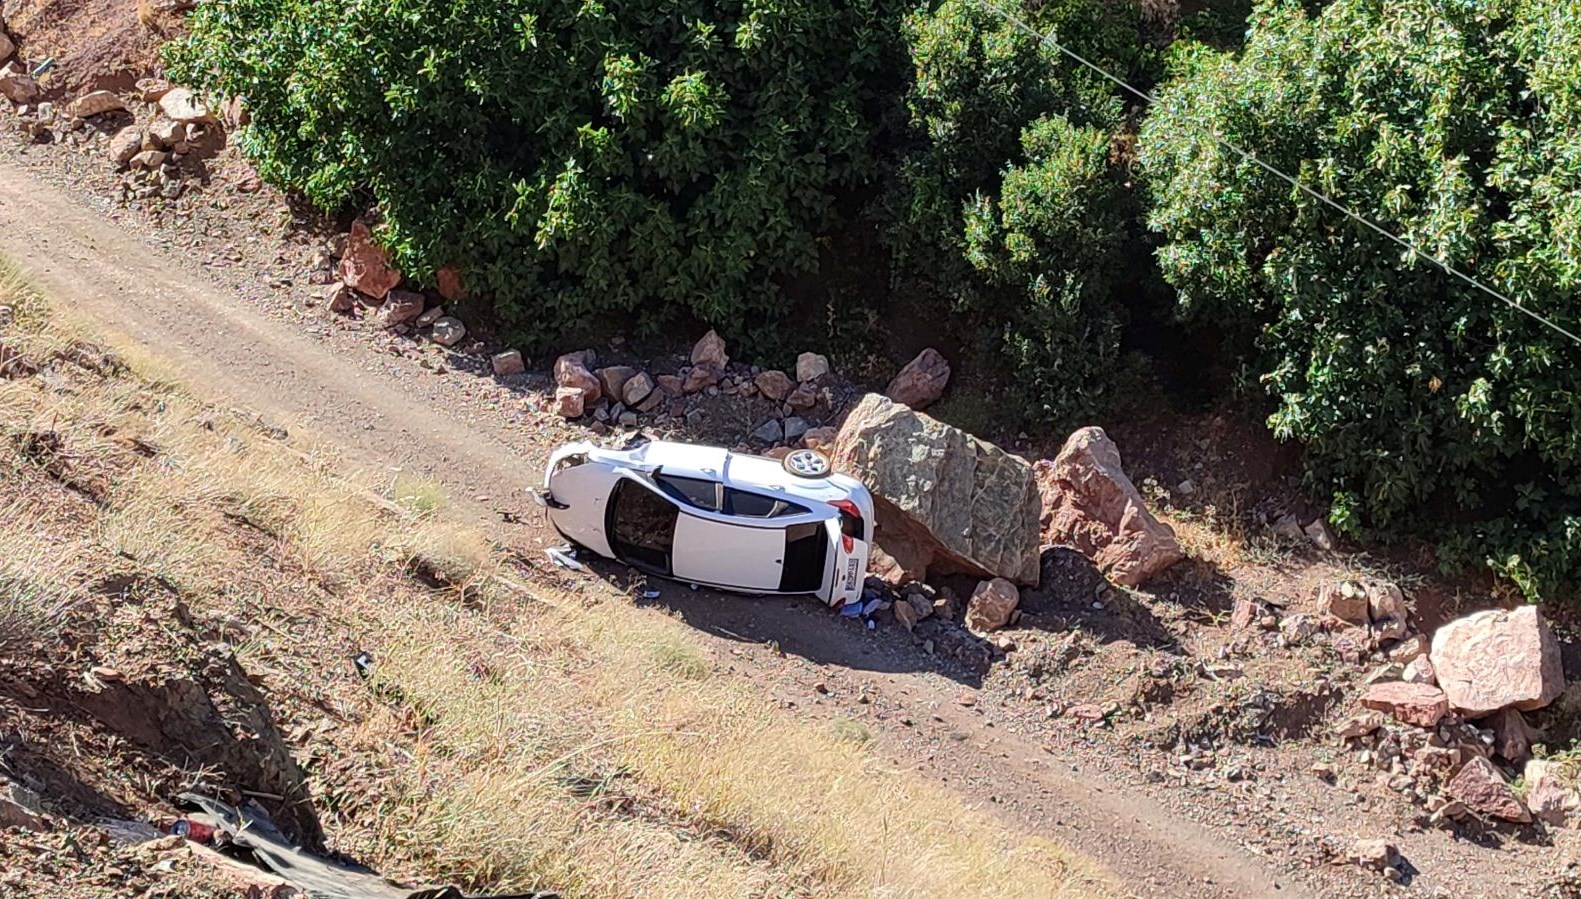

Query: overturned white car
534;437;874;606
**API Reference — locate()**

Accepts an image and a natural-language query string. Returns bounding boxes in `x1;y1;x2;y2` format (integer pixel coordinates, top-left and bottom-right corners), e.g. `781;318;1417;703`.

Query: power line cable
975;0;1581;347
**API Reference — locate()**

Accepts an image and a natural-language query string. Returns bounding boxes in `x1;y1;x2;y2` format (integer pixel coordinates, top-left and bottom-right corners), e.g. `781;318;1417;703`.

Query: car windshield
654;473;721;512
609;480;679;574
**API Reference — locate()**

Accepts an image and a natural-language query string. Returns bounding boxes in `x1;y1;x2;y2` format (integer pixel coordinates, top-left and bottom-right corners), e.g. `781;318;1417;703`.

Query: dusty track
0;156;1318;899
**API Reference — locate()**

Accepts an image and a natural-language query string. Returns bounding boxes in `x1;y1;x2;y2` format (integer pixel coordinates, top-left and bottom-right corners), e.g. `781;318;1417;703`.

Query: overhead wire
974;0;1581;347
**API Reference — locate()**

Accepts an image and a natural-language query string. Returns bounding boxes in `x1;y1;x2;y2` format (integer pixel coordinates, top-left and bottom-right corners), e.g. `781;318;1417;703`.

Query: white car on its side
533;436;874;606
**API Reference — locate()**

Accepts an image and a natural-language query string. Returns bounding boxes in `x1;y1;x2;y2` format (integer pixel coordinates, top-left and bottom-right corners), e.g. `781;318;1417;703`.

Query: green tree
169;0;906;349
1141;0;1581;598
889;0;1148;423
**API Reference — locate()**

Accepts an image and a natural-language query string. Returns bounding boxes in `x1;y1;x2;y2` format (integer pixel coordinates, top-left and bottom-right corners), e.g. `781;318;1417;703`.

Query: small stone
491;350;526;377
1348;839;1400;873
1319;580;1370;625
68;90;125;118
1360;681;1449;728
965;578;1019;633
1304;518;1336;551
377;291;425;328
596;365;638;400
782;417;809;443
431;316;466;347
1446;756;1530;823
691;329;729;370
622;372;656;407
754;370;794;402
553;387;587;419
795;352;830;382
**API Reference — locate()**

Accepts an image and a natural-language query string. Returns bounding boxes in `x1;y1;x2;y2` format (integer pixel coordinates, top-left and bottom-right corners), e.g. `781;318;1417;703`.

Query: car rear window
726;488;809;519
655;474;721;512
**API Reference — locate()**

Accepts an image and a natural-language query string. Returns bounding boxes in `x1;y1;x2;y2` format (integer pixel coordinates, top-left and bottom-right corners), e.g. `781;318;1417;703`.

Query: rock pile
1336;602;1574;828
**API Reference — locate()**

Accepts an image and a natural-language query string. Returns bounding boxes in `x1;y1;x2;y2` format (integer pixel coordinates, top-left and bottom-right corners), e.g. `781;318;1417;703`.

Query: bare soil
4;112;1581;899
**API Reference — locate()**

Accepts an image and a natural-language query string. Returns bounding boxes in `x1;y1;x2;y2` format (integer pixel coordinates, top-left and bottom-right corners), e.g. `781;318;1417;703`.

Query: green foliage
889;0;1147;423
169;0;906;349
1141;0;1581;599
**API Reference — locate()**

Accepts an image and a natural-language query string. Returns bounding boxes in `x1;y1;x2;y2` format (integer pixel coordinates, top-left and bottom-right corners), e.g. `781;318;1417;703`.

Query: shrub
1140;0;1581;599
169;0;907;350
888;0;1148;423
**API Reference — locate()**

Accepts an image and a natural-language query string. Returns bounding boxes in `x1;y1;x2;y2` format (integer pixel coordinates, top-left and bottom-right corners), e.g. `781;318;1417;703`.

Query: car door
671;514;787;591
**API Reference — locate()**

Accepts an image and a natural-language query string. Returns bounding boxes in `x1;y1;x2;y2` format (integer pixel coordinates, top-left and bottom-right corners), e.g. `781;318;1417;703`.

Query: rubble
338;220;403;300
1359;681;1448;728
1429;605;1564;716
796;352;830;382
491;350;525;377
1446;757;1530;823
1036;427;1183;587
1524;760;1581;826
831;394;1042;585
964;578;1019;632
885;347;950;409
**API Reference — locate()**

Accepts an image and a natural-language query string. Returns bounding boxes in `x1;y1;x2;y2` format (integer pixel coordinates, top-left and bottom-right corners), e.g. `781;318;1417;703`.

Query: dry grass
0;257;1117;899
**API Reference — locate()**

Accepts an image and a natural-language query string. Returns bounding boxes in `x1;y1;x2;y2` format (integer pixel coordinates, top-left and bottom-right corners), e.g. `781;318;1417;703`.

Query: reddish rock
1319;580;1371;625
1430;606;1565;716
691;330;729;370
1359;681;1449;728
595;365;637;400
1447;756;1531;823
436;266;466;301
682;365;720;394
965;578;1019;632
786;382;818;410
325;282;357;313
1482;708;1531;763
376;290;424;328
109;126;144;167
68;90;125;118
491;350;526;377
0;67;40;105
338;220;403;300
1037;427;1183;588
622;372;656;407
885;348;951;410
802;426;838;451
554;352;603;405
553;386;586;419
1402;654;1436;685
796;352;830;382
1525;760;1581;826
754;369;794;402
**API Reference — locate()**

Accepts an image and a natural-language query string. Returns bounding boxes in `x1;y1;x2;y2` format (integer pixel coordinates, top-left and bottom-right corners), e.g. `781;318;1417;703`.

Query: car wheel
783;448;832;479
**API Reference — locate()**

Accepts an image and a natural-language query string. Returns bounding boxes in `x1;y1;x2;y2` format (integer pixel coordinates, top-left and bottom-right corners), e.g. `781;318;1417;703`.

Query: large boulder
830;394;1041;585
885;348;951;410
1036;427;1183;588
338;220;403;300
1429;606;1564;716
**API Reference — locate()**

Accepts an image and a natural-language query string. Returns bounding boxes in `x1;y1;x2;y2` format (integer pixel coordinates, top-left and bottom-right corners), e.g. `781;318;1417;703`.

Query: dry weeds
0;257;1116;898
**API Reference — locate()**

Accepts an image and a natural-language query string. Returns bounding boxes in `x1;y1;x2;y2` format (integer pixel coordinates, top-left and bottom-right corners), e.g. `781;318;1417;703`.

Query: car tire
782;448;832;479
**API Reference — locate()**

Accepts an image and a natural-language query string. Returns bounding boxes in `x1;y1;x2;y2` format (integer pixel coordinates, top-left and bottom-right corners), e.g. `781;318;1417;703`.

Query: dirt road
0;155;1320;899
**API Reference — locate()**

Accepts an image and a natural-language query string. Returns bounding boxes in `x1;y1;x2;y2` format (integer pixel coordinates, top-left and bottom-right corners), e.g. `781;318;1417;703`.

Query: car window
609;480;679;574
725;488;808;519
654;474;721;512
